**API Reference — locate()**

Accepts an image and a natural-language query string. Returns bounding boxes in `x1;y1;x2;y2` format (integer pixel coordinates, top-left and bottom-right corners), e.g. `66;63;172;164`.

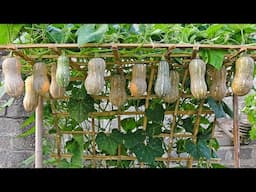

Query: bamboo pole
50;153;221;163
52;110;214;118
2;43;256;50
233;95;240;168
35;96;43;168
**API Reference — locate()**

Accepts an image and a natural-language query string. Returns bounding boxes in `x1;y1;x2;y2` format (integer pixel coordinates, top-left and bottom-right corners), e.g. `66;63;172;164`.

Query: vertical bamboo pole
35;96;43;168
233;95;240;168
91;117;96;168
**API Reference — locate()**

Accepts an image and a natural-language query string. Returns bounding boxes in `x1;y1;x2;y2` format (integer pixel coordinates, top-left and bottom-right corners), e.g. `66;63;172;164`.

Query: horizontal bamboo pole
54;92;233;101
2;43;256;50
53;109;214;118
28;53;194;59
50;153;221;163
59;130;193;138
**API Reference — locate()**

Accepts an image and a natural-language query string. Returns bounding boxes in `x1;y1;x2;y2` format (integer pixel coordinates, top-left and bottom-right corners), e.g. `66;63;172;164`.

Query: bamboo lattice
0;43;246;167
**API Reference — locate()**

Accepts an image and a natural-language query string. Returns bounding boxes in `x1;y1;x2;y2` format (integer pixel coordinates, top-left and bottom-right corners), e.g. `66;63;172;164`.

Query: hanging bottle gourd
23;75;39;112
32;62;50;96
209;66;227;101
164;70;180;103
189;57;207;99
2;57;24;97
56;52;70;88
154;60;171;97
50;63;65;99
109;74;127;108
129;64;147;96
231;55;254;96
85;58;106;95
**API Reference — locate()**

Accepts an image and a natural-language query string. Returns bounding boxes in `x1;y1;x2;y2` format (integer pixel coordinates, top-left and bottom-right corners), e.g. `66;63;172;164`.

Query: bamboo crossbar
50;153;221;163
1;43;256;50
52;110;214;117
59;130;193;138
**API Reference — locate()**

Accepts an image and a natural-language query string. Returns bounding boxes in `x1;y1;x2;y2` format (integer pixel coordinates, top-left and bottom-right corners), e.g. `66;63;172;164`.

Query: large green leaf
132;137;164;164
46;25;63;43
17;126;35;137
199;49;226;70
133;143;154;164
147;137;164;157
20;113;35;129
110;129;124;145
185;139;211;160
0;24;23;44
145;103;165;123
121;117;137;132
123;129;145;149
67;86;95;123
76;24;108;46
222;100;233;118
146;122;162;136
207;97;226;118
96;132;118;155
182;117;193;133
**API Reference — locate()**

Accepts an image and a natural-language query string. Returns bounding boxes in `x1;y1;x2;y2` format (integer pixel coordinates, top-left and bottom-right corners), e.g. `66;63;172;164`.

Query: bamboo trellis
0;43;247;168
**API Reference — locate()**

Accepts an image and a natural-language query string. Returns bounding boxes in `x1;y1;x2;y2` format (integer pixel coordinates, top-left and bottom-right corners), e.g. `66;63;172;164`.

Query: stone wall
0;54;34;168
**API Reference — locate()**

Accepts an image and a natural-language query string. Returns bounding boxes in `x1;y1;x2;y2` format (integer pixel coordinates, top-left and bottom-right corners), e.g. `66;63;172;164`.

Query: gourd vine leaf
95;132;118;155
199;48;226;70
67;85;95;123
76;24;108;46
123;129;145;149
207;97;226;118
185;139;211;160
145;103;165;123
221;100;234;118
146;122;162;136
121;117;137;132
132;137;164;165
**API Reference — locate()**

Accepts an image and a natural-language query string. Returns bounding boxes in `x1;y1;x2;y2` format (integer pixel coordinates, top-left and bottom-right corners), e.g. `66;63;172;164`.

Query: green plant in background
2;23;256;168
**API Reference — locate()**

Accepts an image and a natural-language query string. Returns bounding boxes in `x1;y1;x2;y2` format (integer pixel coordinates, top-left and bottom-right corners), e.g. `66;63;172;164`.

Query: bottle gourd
189;58;207;99
85;58;106;95
2;57;24;97
32;62;50;96
209;66;227;101
154;61;171;97
129;64;147;96
23;75;39;112
164;70;180;103
231;55;254;96
109;74;127;108
50;63;65;99
56;54;70;88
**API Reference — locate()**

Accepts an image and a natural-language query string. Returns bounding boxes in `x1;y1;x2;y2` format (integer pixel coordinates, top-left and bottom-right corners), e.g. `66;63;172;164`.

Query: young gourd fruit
85;58;106;95
50;63;65;99
32;62;50;96
154;61;171;97
189;58;207;99
2;57;24;97
231;55;254;96
209;66;227;101
23;75;39;112
109;74;127;108
164;70;180;103
56;54;70;88
129;64;147;96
